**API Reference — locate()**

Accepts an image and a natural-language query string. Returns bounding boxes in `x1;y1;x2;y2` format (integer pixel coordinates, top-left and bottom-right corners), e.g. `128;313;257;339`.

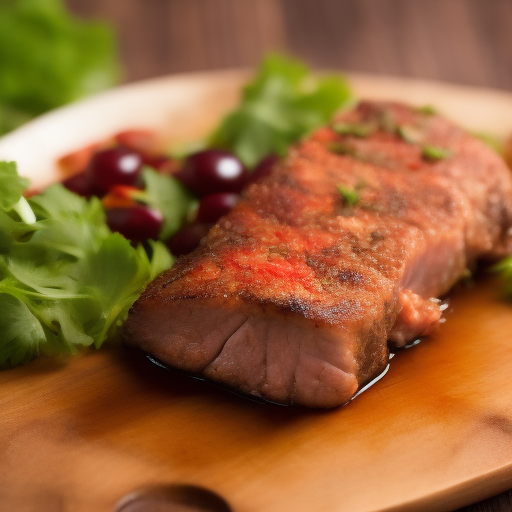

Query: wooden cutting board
1;71;512;512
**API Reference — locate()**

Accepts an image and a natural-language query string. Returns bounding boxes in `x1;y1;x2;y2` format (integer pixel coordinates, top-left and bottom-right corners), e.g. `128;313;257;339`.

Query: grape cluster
61;131;276;255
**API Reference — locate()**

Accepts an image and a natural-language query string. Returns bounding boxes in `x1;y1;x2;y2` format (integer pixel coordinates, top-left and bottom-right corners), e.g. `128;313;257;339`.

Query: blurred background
2;0;511;136
65;0;512;88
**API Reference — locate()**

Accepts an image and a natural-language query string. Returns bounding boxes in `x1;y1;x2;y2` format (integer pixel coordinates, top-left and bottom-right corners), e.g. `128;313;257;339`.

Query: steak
123;101;512;408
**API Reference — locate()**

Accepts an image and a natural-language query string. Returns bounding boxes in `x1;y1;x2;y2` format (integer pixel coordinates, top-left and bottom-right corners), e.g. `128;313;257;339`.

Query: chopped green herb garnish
332;122;375;138
209;54;352;168
0;162;173;368
337;185;360;207
416;105;437;116
460;268;475;287
378;110;397;134
397;125;423;144
462;268;473;280
473;132;504;155
421;145;451;161
328;142;358;156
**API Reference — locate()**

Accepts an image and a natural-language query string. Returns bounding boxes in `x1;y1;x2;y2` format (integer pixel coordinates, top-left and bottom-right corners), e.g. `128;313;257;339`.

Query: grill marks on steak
123;101;512;408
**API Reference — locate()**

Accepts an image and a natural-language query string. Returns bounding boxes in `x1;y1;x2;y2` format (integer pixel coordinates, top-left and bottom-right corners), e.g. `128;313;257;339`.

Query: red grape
87;147;143;193
245;154;279;187
106;206;163;242
196;193;239;223
177;150;246;196
62;171;94;198
167;223;212;256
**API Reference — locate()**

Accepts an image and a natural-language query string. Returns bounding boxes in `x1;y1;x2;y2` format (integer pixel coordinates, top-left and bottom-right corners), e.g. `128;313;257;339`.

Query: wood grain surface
65;0;512;90
9;1;512;509
1;271;511;512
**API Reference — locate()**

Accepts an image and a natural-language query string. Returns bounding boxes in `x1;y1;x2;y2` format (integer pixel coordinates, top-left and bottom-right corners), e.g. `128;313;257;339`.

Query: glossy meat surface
123;101;512;407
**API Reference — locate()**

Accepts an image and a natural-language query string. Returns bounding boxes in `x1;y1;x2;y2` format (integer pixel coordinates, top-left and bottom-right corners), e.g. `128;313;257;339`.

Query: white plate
1;70;512;188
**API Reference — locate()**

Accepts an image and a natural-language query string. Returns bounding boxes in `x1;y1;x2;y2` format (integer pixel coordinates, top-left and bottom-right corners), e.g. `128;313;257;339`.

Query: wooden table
48;1;512;510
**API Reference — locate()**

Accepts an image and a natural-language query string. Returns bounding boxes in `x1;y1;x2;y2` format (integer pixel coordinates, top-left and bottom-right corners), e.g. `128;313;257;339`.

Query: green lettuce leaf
142;167;197;240
0;0;121;135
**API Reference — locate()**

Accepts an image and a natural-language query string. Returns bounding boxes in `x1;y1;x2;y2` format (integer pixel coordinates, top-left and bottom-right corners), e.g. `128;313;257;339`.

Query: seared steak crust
123;101;512;408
